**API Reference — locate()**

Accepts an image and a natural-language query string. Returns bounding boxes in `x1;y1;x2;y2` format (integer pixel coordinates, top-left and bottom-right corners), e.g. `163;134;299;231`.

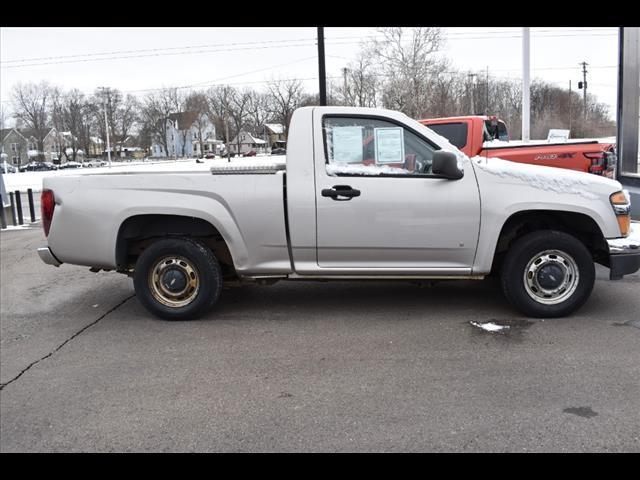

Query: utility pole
343;67;349;104
317;27;327;106
486;66;490;115
522;27;531;142
99;87;112;167
225;91;232;162
568;80;572;133
579;61;588;119
468;73;477;114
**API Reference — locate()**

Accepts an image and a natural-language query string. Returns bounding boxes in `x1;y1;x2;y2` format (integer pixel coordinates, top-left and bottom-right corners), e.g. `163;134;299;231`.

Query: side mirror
432;151;463;180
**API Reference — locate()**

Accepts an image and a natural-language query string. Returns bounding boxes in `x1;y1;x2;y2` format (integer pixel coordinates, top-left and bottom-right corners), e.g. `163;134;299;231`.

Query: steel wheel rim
523;249;579;305
149;255;200;308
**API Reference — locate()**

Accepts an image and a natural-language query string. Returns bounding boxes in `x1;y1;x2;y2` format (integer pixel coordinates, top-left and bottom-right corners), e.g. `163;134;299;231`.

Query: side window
323;116;438;177
426;122;468;149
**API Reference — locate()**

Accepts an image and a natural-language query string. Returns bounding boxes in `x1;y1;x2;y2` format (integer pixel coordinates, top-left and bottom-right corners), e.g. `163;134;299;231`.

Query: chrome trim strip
37;246;62;267
607;222;640;254
612;204;631;215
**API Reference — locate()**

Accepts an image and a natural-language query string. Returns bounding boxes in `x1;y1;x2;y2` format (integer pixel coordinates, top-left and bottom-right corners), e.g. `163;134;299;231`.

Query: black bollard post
0;195;7;229
9;192;17;226
14;190;24;225
27;188;36;222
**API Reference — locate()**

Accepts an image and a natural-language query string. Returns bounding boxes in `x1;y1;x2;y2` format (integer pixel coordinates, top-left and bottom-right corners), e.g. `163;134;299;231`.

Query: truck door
314;113;481;273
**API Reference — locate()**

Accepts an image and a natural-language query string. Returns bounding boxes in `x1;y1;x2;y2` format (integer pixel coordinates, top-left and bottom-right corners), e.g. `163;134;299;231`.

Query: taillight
584;152;606;174
41;189;55;236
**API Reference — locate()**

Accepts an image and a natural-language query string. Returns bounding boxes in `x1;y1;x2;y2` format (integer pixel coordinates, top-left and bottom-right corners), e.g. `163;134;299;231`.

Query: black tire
500;230;595;318
133;237;222;320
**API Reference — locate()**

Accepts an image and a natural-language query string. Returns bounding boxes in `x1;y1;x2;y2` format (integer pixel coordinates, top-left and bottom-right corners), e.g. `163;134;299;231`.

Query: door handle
321;185;361;201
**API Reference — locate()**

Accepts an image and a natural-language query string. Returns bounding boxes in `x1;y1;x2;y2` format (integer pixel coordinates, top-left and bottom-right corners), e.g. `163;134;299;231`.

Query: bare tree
246;91;272;141
51;88;89;162
373;27;444;118
140;87;179;158
266;78;304;139
11;81;55;161
185;91;211;157
0;105;8;130
116;94;140;152
340;51;379;108
229;88;252;154
207;85;236;156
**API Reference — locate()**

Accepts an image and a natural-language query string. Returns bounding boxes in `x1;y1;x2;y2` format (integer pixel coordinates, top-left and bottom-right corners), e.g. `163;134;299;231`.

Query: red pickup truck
419;115;616;176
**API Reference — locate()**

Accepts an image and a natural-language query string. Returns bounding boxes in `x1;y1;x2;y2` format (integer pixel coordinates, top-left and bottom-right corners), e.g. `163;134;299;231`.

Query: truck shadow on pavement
199;277;517;321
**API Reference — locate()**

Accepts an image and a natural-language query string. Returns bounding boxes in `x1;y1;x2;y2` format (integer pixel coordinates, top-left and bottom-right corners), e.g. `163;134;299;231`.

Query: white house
229;130;267;155
151;112;219;158
263;123;286;150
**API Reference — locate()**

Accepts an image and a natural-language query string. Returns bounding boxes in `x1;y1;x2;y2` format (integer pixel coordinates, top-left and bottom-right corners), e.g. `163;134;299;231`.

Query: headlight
610;191;631;236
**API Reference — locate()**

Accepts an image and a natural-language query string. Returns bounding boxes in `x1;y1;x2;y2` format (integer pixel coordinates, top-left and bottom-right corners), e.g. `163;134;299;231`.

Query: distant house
88;136;104;157
59;131;85;162
229;130;267;155
19;127;60;163
263;123;286;150
0;128;29;166
151;111;219;158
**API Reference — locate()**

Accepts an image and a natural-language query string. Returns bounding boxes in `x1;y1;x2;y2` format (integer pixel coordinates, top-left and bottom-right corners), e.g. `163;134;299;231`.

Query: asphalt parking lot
1;226;639;452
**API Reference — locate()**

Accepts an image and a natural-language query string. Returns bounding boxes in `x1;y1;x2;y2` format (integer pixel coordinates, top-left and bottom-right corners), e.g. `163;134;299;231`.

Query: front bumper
37;246;62;267
607;221;640;280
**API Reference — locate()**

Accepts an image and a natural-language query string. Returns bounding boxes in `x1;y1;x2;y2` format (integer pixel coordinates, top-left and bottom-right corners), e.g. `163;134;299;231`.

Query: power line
0;37;320;64
1;31;618;69
4;29;612;65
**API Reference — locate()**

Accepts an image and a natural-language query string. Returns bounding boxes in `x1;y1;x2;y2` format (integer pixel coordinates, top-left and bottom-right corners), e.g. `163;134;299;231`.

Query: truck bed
43;162;291;275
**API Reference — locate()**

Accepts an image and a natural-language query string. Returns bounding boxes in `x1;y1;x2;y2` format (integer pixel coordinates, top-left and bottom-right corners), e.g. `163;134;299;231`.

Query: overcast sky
0;27;619;123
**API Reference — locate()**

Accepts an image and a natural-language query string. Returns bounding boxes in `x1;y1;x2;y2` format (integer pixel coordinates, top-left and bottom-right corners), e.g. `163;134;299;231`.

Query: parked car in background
1;163;17;173
58;162;83;169
19;162;58;172
271;148;286;155
243;150;257;157
84;160;107;168
419;115;617;176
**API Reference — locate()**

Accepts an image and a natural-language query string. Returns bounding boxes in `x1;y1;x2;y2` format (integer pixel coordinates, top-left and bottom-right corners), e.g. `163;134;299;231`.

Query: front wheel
500;230;595;318
133;237;222;320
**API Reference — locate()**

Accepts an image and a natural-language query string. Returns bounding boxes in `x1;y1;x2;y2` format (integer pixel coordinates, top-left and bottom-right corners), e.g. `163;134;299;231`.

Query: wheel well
492;210;609;273
116;214;235;277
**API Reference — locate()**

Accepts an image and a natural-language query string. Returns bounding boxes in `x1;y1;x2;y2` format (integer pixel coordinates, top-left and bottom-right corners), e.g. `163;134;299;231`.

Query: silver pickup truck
37;106;640;320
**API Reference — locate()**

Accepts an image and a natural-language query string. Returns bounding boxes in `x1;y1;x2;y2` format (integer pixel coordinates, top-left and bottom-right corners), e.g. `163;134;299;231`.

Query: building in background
20;127;59;163
229;130;267;155
263;123;286;151
151;112;218;158
0;128;29;166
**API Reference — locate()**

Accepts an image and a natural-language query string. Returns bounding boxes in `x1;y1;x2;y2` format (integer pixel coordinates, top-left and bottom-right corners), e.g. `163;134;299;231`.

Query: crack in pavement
0;294;136;391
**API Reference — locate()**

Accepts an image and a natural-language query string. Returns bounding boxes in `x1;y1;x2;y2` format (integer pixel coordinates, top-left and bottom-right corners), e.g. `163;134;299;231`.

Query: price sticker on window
374;127;404;164
332;126;364;164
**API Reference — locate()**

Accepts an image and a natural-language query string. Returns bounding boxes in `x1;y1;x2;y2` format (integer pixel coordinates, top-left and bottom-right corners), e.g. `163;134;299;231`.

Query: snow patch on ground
471;156;602;200
1;223;37;231
470;321;510;333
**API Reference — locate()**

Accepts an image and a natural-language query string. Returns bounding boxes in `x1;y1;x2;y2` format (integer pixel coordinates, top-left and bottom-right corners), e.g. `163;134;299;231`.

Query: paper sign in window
331;126;364;164
374;127;404;164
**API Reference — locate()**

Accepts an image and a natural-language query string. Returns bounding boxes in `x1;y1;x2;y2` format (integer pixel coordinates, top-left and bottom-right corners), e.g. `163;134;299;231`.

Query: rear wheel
133;237;222;320
500;230;595;318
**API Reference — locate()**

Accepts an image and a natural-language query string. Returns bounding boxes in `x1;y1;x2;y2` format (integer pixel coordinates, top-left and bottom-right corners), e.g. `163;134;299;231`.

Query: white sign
332;126;364;164
374;127;405;164
547;129;570;143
